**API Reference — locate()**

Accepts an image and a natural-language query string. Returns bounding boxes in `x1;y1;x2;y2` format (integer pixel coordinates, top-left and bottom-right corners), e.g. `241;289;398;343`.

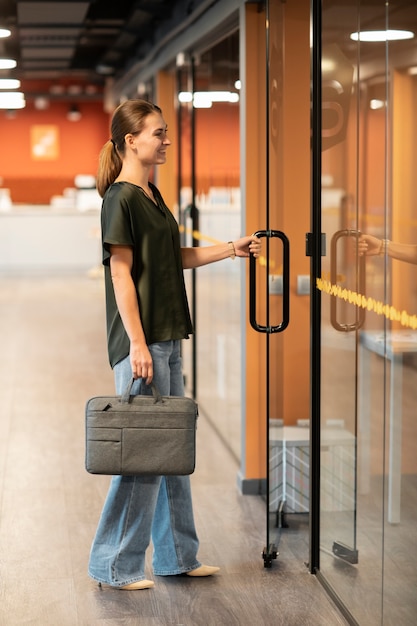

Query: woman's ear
124;133;135;149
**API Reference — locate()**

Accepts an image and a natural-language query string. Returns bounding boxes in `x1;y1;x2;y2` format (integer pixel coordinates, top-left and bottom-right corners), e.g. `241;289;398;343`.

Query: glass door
176;32;243;460
257;0;311;566
262;0;289;566
314;1;417;623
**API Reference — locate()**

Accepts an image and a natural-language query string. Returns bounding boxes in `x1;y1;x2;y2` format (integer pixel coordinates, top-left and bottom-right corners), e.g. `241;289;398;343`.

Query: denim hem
88;573;147;587
153;561;201;576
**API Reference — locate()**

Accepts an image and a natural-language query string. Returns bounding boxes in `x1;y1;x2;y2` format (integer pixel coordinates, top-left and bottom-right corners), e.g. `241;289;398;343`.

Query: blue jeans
88;340;201;586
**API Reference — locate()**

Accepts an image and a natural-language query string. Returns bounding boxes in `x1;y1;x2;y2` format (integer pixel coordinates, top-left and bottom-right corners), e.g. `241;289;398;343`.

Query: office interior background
0;1;416;624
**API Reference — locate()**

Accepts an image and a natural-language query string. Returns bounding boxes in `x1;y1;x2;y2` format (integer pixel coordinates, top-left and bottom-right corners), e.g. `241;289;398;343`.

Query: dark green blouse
101;181;193;368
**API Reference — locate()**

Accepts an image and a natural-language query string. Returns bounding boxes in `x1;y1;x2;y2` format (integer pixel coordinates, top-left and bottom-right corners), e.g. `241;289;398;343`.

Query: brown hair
96;99;162;197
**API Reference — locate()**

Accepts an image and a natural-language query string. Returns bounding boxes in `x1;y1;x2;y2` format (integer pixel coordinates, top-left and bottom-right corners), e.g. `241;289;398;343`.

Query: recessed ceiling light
0;58;17;69
67;104;81;121
370;99;385;110
350;30;414;42
34;97;49;110
67;84;82;95
49;84;65;94
96;64;114;75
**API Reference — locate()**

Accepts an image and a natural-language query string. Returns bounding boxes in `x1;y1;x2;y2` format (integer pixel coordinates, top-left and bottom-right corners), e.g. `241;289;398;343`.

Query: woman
358;234;417;264
88;99;261;590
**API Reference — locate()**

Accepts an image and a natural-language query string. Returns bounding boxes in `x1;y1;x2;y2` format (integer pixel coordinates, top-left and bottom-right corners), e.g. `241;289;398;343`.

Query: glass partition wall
318;1;417;623
177;32;242;460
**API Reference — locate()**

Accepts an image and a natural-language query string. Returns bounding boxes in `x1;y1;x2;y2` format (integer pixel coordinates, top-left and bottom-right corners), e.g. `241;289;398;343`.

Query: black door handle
249;229;290;333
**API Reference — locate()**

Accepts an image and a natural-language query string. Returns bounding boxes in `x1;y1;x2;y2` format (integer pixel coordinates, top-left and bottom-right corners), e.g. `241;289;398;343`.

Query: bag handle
120;378;162;404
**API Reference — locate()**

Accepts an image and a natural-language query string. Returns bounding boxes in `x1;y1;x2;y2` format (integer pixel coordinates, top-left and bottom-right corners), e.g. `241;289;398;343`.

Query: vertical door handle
250;229;290;333
330;229;366;331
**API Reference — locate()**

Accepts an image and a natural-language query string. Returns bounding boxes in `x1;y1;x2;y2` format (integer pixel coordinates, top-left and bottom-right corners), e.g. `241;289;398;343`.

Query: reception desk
0;207;101;273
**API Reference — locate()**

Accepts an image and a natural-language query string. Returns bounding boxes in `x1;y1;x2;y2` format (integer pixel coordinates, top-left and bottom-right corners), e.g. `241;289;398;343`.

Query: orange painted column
392;71;415;320
241;4;268;489
280;0;311;425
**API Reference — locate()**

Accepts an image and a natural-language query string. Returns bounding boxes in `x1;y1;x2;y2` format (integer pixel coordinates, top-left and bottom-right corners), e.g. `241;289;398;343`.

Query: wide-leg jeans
88;341;201;587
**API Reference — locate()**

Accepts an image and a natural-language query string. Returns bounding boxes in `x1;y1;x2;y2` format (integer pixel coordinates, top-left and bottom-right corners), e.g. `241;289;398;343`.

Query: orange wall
178;103;240;192
0;98;240;204
195;104;240;191
0;101;110;202
0;101;109;177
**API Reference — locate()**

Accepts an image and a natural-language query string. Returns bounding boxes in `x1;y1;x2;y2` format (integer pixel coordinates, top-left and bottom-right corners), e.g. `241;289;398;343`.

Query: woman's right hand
357;234;381;256
130;341;153;384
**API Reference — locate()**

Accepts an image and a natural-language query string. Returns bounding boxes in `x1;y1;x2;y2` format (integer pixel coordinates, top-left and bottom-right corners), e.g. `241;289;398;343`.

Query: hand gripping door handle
330;229;366;332
249;229;290;333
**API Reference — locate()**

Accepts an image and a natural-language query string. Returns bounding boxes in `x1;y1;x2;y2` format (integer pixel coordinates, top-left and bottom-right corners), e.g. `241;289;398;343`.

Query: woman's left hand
234;235;262;258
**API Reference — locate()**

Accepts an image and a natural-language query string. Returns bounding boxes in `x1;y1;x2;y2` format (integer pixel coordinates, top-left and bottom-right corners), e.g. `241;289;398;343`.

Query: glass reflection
320;1;417;623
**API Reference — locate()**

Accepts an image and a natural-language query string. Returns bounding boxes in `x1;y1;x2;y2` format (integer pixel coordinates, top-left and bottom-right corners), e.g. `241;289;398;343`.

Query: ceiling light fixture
0;58;16;69
0;91;25;109
370;99;385;110
0;28;11;38
350;29;414;42
178;91;240;109
67;104;81;121
34;97;49;110
96;63;114;75
0;78;20;89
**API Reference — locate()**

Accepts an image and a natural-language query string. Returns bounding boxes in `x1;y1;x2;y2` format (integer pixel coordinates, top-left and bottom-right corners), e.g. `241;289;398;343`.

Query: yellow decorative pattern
316;277;417;329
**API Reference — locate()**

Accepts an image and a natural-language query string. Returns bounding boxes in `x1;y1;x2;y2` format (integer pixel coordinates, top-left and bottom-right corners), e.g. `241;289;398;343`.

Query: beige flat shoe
186;565;220;577
119;579;155;590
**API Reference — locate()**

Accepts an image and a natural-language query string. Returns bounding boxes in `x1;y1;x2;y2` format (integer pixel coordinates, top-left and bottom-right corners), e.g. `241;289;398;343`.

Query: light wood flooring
0;273;348;625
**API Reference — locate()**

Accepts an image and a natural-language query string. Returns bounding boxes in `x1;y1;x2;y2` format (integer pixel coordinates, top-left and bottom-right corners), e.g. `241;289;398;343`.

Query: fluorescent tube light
0;92;25;109
0;79;20;89
0;58;17;69
350;30;414;42
178;91;240;108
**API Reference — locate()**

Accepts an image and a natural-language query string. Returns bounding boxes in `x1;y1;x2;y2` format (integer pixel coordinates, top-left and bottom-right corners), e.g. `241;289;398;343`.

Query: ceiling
0;0;202;100
1;1;417;104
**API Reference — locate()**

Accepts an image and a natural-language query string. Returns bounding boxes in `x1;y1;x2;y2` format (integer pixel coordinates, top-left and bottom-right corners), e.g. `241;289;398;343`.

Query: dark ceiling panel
17;2;89;23
0;0;181;89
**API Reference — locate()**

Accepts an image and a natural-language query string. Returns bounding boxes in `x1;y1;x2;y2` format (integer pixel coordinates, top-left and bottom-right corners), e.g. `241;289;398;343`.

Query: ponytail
96;140;122;198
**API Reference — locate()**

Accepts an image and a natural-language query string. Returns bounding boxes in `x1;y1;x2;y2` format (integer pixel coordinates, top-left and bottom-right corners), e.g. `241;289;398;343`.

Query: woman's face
128;111;171;166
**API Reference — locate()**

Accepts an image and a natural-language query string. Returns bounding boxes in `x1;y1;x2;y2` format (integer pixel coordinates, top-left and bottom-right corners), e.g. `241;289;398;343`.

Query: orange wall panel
0;101;109;202
178;103;240;191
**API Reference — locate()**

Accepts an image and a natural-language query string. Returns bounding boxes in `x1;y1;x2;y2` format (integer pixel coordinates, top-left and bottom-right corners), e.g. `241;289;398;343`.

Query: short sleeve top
101;181;193;368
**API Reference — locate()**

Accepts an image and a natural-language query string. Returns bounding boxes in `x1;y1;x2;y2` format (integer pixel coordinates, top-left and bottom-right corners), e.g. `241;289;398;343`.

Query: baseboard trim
236;472;267;496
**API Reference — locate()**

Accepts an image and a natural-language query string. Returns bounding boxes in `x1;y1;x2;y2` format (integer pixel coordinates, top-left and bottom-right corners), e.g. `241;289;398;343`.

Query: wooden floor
0;274;348;626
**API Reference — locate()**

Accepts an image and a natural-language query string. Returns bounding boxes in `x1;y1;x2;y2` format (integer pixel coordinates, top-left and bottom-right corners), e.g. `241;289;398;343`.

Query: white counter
0;207;101;273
